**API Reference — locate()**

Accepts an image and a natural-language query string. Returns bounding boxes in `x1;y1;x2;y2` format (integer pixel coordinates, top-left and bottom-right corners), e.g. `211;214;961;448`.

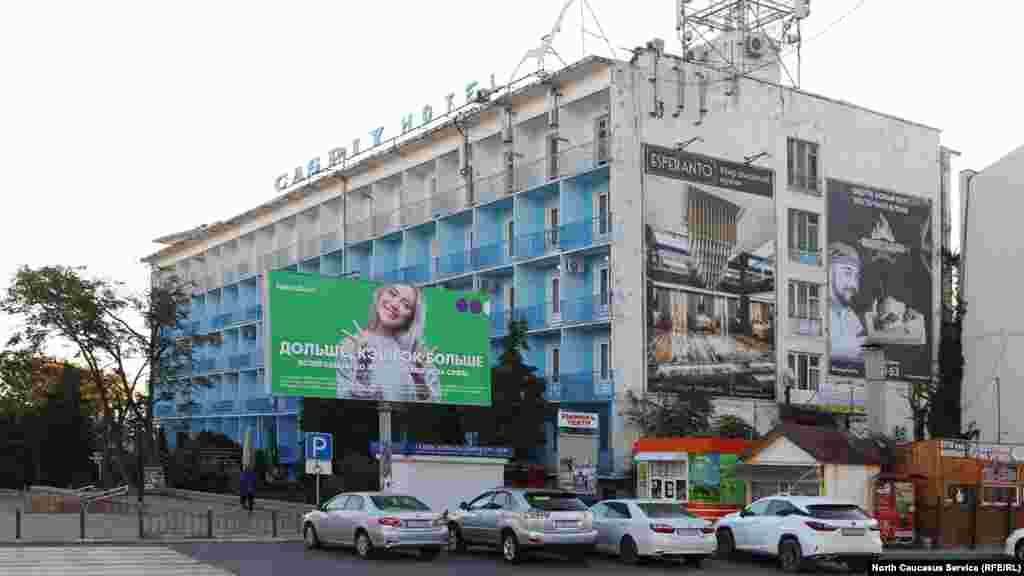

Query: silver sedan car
591;499;717;566
302;492;448;560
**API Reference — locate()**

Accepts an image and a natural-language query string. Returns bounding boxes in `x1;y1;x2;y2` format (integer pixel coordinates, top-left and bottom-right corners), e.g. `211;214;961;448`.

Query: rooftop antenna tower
677;0;810;87
509;0;616;85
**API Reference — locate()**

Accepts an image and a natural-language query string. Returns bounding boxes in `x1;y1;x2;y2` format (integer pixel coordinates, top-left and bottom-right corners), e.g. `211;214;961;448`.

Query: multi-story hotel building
146;33;949;485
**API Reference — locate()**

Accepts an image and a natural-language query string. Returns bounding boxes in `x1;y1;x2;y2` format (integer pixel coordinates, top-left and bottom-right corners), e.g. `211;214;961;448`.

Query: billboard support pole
379;403;393;492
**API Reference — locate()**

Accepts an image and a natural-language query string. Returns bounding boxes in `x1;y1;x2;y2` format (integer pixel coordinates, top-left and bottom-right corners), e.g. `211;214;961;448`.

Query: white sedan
590;499;716;566
1006;528;1024;560
715;496;882;573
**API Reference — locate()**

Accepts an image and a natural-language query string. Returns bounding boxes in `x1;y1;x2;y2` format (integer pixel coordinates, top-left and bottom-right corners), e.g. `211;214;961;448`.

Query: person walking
239;465;256;512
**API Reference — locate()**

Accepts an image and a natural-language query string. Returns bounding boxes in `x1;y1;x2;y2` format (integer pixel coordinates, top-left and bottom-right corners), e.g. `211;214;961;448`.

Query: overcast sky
1;0;1021;348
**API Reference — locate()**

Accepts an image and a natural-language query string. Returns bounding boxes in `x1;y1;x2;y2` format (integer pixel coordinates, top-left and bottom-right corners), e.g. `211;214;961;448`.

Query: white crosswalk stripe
0;546;234;575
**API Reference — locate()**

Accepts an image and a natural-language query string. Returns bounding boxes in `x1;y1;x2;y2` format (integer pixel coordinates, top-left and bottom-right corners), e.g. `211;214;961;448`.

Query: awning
734;463;818;483
634;452;688;462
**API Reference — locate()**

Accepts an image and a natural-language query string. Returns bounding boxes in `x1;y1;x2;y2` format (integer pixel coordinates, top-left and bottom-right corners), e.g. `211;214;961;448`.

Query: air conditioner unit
745;34;767;58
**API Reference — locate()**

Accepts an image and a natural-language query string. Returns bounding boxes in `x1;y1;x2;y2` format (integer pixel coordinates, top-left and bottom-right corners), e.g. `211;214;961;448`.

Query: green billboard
264;271;491;406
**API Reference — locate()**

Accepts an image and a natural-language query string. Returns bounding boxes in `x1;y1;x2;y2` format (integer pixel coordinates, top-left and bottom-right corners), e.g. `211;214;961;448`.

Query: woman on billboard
335;283;440;402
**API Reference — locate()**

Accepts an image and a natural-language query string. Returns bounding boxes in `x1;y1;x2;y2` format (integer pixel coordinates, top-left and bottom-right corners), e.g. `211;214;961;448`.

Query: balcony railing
319;229;341;254
209;400;235;414
789;247;821;266
347;218;373;244
402;197;432;228
520;301;561;331
557;139;607;178
438;248;478;278
477;241;513;269
245;397;273;413
373;209;402;237
474;170;511;205
560;214;613;251
545;370;615;403
516;228;560;260
245;304;262;322
788;316;823;337
561;294;613;324
490;308;515;337
515;156;548;191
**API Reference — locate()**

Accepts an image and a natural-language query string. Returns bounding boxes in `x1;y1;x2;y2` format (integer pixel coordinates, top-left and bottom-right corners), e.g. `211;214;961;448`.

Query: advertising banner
265;271;491;405
558;410;599;432
826;180;933;382
688;453;745;505
644;145;777;400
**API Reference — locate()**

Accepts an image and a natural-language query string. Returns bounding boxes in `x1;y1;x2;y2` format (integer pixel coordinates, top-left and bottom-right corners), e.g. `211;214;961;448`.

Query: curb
0;537;303;547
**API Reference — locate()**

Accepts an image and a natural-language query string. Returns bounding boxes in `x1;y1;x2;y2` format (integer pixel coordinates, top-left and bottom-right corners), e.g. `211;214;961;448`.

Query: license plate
842;528;866;536
675;528;699;536
405;520;431;529
555;520;579;529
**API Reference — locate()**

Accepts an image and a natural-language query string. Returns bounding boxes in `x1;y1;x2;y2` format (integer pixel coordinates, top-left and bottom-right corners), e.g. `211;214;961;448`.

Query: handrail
83;484;129;502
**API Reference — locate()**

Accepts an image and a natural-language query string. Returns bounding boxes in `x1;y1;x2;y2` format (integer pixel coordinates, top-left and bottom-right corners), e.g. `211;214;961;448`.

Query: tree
467;319;555;461
929;250;966;439
624;389;713;437
714;414;759;440
1;265;210;487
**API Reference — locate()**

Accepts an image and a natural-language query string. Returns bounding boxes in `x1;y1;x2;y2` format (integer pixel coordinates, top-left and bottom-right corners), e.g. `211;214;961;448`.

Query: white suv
715;496;882;572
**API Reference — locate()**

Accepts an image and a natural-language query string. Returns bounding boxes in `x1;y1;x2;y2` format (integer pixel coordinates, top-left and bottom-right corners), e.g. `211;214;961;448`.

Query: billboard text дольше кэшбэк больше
644;144;777;400
264;271;491;406
827;179;933;382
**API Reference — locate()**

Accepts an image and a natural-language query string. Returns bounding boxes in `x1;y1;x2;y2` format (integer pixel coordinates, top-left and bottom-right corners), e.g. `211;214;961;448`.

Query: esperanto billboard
264;271;491;406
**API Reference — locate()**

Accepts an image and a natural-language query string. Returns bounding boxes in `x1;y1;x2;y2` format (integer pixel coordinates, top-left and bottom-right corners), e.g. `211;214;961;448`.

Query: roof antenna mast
509;0;616;86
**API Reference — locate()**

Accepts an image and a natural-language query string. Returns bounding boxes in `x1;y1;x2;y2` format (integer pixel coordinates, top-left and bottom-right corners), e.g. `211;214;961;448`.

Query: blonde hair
366;284;427;352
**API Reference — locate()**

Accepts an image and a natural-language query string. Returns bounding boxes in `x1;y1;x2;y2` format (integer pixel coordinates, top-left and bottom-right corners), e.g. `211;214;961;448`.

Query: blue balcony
246;397;273;412
374;268;402;283
155;403;175;417
276;397;301;412
517;229;560;260
438;249;476;278
477;241;512;269
210;312;234;330
196;357;218;373
209;400;235;414
490;308;514;337
546;371;615;403
244;304;262;322
789;247;822;266
521;301;560;331
229;352;254;370
561;294;613;324
560;214;613;251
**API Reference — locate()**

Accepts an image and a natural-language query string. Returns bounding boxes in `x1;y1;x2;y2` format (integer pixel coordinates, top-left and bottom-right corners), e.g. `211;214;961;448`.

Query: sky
1;0;1021;353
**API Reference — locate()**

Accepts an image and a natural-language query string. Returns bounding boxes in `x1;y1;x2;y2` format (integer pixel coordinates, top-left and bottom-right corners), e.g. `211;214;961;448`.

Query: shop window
982;485;1019;507
946;484;977;507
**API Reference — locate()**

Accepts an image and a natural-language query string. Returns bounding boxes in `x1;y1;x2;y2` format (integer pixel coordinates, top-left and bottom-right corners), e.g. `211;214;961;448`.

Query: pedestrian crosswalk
0;546;234;575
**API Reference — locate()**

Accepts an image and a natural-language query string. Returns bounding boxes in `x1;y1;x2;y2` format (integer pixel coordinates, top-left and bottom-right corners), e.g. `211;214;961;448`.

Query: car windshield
524;492;588;511
805;504;871;520
638;503;696;519
370;496;431;512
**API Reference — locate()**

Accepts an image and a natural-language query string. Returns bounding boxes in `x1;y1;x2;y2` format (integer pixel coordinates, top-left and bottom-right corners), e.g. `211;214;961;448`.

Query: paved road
0;546;234;575
166;542;851;575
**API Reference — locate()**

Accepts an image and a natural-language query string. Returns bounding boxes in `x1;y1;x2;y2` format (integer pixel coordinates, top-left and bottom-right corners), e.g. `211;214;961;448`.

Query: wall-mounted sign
643;144;774;198
558;410;599;431
274;74;500;192
369;442;513;459
940;440;1016;462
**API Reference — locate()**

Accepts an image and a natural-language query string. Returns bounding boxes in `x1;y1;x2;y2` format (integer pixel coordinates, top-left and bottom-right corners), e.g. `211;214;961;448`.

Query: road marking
0;546;234;575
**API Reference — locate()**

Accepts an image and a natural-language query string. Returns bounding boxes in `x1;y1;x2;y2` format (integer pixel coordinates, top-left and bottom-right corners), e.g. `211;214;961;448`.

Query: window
747;500;772;516
370;495;431;511
524;492;588;511
597;192;610;234
598;341;611;381
551;276;561;315
344;495;365;511
549;207;560;247
506;220;515;257
598;266;610;306
787;351;821;391
806;504;872;520
325;495;349;511
595;115;610;163
606;502;632;519
468;493;495;511
547;135;560;180
982;486;1018;507
550;346;560;383
788;209;821;265
767;500;800;517
788;138;820;194
492;492;513;509
788;281;822;336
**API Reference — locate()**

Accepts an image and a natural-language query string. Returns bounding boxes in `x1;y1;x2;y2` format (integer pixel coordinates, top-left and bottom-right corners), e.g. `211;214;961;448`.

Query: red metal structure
873;473;922;545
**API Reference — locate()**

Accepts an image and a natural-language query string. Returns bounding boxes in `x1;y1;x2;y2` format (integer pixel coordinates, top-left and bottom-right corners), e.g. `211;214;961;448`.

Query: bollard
80;507;85;540
15;509;21;540
207;508;213;539
272;510;278;538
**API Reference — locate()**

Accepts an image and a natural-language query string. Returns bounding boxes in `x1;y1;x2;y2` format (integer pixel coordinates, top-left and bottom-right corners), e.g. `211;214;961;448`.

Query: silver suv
448;488;597;563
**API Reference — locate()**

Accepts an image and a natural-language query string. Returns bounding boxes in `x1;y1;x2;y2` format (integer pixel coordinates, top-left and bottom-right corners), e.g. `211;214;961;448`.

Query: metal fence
0;491;306;542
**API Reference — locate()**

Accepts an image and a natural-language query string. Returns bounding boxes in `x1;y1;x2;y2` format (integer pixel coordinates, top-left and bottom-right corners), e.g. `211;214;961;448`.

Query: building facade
960;144;1024;444
146;35;946;482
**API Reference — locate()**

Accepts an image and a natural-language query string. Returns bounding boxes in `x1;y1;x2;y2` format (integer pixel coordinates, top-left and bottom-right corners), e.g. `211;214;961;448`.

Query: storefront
732;423;881;510
633;437;754;520
896;439;1024;548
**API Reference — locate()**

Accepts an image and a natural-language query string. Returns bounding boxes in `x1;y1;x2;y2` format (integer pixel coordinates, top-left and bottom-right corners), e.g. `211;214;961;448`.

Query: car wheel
448;523;467;553
779;539;805;573
303;524;320;550
716;528;735;558
501;530;521;564
619;535;640;565
355;530;375;559
846;558;873;574
419;547;441;561
1016;541;1024;562
686;555;708;568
